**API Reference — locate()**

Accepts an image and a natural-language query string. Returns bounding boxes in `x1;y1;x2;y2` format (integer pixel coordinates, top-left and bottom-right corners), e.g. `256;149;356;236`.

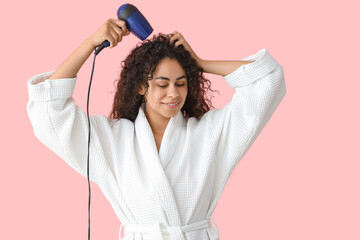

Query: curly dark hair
108;32;218;122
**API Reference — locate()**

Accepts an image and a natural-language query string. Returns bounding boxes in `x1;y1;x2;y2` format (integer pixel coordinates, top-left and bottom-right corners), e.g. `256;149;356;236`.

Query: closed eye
158;84;185;88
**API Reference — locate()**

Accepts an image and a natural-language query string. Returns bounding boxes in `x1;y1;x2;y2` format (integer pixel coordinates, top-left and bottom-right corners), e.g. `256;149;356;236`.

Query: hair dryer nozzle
117;4;153;41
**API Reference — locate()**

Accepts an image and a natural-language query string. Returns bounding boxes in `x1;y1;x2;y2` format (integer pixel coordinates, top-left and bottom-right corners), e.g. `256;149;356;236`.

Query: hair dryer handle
94;40;110;55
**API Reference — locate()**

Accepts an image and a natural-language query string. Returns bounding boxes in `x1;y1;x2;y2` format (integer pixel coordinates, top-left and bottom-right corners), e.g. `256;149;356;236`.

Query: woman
27;19;286;240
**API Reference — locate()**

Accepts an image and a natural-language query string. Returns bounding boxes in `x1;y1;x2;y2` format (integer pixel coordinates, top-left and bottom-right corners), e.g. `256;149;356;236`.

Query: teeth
166;103;177;106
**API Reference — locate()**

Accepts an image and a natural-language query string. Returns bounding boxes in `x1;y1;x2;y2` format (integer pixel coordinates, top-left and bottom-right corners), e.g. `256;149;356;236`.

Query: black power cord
86;44;102;240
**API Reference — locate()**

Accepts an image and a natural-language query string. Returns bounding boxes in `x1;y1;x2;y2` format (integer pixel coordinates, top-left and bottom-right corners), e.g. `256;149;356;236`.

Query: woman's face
139;57;188;122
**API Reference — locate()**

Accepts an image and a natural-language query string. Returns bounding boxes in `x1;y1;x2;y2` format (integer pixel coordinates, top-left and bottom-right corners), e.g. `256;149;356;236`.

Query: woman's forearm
49;39;96;80
197;59;254;77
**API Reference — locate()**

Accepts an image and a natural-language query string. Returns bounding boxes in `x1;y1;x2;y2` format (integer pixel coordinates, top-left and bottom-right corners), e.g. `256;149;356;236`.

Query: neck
143;105;170;136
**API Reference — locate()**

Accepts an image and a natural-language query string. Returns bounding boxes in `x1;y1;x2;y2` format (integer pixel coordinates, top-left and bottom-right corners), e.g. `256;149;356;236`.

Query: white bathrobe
26;48;286;240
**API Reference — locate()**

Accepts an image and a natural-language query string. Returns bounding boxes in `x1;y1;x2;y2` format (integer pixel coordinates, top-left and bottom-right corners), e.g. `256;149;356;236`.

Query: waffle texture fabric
27;48;286;240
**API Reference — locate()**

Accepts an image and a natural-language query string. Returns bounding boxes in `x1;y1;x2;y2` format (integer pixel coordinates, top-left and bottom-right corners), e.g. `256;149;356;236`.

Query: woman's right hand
49;19;130;80
87;19;130;49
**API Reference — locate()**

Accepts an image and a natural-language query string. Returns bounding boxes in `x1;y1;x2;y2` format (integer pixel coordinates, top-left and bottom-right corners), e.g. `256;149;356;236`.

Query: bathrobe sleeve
26;71;111;183
202;48;286;177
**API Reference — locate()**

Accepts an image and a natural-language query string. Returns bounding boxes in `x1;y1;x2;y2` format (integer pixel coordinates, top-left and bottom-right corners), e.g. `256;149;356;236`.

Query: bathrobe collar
134;103;185;226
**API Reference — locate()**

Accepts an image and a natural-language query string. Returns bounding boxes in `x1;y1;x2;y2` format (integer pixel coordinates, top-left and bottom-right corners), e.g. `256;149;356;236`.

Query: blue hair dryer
95;3;153;55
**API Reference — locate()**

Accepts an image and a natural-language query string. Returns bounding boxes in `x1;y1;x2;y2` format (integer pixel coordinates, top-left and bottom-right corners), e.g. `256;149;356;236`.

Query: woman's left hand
168;31;202;65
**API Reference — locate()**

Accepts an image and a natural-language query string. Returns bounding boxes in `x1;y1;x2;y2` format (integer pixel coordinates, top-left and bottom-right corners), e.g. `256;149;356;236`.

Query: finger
168;31;176;42
110;29;123;47
120;26;130;36
103;19;116;47
105;33;116;48
108;27;122;47
169;34;179;44
113;19;129;34
174;39;184;48
166;33;174;42
113;20;130;36
170;32;183;44
109;21;124;39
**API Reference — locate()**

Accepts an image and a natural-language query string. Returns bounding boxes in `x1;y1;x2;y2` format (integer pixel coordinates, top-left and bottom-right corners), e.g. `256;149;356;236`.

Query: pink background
1;0;359;239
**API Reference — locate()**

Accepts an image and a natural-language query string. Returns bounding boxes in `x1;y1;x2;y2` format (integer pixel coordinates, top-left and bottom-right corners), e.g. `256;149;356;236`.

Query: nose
167;84;180;98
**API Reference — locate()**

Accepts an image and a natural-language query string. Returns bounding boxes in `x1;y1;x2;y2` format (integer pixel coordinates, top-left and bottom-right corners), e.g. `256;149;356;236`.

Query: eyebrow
155;75;187;81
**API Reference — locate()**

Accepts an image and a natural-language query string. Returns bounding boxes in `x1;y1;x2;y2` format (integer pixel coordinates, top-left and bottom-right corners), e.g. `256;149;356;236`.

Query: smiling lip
163;102;179;104
163;102;179;108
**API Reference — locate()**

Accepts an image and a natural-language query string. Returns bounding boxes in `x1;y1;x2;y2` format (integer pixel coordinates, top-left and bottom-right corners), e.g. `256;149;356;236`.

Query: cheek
149;88;167;100
182;88;188;98
147;85;161;97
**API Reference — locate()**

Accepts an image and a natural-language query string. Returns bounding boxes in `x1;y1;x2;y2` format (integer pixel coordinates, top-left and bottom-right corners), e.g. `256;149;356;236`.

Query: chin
162;111;178;118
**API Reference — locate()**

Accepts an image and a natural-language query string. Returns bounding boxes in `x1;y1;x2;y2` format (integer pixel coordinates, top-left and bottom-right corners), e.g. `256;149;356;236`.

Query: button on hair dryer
95;3;153;55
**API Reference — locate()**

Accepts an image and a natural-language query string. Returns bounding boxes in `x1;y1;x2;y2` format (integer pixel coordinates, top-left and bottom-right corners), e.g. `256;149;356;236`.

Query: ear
138;84;145;95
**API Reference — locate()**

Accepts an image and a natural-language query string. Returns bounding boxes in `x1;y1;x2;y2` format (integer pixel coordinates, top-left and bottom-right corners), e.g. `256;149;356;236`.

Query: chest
154;134;163;153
